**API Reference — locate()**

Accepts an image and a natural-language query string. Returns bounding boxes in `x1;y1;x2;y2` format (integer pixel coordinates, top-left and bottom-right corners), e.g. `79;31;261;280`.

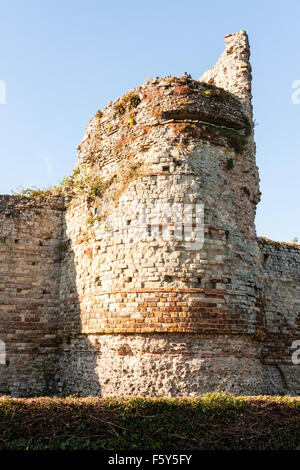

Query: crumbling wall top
77;75;251;171
199;31;253;118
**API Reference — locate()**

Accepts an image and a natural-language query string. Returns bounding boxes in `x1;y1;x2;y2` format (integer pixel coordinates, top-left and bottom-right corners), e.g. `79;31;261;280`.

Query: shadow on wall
55;234;102;397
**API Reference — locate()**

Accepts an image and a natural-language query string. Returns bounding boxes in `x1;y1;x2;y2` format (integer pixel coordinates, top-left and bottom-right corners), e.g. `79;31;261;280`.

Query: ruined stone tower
0;31;299;397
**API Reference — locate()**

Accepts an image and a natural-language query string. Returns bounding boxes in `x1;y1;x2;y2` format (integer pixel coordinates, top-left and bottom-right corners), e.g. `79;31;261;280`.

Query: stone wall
0;195;63;396
56;31;267;395
200;30;253;118
57;333;288;397
60;144;263;337
62;62;262;334
1;31;299;397
55;31;299;396
259;238;300;394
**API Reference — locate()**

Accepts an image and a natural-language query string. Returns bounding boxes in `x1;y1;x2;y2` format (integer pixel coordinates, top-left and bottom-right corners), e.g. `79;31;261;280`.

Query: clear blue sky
0;0;299;242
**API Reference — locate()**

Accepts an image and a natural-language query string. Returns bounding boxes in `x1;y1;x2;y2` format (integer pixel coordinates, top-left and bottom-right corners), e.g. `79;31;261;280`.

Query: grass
110;160;143;207
0;393;299;450
11;165;107;202
11;185;63;199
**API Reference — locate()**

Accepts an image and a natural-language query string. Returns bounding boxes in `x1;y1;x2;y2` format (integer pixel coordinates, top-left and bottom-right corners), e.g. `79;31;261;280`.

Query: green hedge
0;393;299;450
